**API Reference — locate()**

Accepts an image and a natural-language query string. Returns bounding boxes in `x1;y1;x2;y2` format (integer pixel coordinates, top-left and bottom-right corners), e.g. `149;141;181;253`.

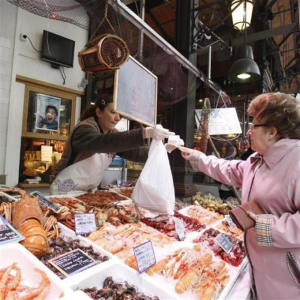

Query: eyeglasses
248;123;269;130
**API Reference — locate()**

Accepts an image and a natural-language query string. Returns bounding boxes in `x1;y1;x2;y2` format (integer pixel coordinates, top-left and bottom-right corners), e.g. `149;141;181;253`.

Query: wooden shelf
19;182;50;188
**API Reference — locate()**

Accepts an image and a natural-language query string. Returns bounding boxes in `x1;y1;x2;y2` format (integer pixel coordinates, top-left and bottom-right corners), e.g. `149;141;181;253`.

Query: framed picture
21;80;77;140
35;94;61;132
113;56;157;127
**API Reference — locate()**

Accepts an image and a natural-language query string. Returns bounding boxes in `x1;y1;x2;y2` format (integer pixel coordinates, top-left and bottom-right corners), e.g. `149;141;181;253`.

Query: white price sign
74;213;97;235
215;233;233;253
133;241;156;273
225;215;236;228
174;217;186;240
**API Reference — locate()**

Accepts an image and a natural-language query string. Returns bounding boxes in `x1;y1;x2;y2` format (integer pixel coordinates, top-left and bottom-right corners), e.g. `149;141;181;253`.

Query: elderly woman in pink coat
181;93;300;299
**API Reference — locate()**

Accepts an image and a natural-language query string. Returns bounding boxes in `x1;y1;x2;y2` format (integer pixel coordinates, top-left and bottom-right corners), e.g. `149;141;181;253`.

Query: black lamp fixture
228;44;261;82
228;0;261;83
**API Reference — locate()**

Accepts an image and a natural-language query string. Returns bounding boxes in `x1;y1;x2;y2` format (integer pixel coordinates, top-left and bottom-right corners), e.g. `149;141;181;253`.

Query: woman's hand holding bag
229;201;264;231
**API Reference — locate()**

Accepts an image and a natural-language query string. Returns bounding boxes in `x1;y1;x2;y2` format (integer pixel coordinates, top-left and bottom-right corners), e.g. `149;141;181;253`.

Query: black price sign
31;191;61;213
0;216;24;245
49;249;96;276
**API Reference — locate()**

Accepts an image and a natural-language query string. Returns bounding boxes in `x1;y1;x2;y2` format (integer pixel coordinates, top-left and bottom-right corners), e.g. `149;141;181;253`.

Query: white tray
0;243;72;299
60;290;92;300
145;244;240;300
68;259;179;300
41;223;115;285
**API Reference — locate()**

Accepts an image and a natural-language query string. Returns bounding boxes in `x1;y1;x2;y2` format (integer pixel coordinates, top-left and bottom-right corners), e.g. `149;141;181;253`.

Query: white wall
0;0;88;186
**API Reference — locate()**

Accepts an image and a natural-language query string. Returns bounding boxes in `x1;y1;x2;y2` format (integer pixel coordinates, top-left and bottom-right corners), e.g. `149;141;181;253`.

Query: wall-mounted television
41;30;75;68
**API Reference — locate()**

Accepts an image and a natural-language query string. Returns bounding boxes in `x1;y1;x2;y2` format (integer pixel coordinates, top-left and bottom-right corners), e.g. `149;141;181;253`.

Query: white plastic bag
132;140;175;215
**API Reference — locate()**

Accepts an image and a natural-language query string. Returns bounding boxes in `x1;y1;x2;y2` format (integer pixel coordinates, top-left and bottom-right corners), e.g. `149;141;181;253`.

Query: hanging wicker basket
78;34;129;73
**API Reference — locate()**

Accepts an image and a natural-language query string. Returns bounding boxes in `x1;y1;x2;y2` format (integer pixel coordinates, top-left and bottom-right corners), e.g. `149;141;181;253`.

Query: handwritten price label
174;217;186;240
133;241;156;273
74;213;97;235
31;191;61;213
215;233;233;253
225;215;236;228
0;216;24;245
49;249;95;276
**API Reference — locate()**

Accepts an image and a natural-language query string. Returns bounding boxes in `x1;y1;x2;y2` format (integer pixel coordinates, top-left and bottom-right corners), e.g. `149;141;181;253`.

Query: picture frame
35;93;61;132
113;56;157;127
21;83;76;141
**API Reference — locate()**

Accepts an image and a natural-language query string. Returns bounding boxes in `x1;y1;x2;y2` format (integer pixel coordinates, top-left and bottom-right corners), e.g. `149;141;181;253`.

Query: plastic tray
39;222;115;285
0;243;72;299
68;259;180;300
60;290;92;300
145;244;240;300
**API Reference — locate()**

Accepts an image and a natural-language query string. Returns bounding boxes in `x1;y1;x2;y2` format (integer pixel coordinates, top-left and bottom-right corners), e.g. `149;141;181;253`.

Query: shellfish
12;192;48;258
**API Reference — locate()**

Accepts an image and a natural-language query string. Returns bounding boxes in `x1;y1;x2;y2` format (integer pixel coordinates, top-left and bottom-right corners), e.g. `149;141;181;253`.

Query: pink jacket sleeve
191;153;245;188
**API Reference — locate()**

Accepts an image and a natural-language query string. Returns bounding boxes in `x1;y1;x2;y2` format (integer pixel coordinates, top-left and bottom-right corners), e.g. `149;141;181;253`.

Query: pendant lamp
228;44;261;83
231;0;253;31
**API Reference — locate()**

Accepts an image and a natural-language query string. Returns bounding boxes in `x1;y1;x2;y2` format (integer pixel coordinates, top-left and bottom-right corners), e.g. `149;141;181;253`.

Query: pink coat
192;139;300;299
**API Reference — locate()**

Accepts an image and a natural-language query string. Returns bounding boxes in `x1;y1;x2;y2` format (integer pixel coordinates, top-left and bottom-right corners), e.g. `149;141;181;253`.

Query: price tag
74;213;97;235
49;249;96;277
133;241;156;273
0;216;24;245
31;191;61;213
215;233;233;253
173;217;186;240
225;215;236;228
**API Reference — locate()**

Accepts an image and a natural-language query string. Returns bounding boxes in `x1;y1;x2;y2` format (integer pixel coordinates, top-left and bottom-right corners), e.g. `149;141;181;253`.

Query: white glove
165;135;184;153
145;124;174;141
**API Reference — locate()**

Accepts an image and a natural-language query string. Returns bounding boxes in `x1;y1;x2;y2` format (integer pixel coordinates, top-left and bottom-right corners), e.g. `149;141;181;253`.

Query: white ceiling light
231;0;254;31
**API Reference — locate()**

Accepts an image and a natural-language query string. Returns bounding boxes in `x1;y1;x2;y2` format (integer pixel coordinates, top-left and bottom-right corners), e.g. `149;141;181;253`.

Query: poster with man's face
35;94;61;132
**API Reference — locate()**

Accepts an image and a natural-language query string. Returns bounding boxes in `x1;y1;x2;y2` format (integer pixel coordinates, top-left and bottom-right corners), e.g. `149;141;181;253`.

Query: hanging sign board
0;216;24;245
113;56;157;127
195;108;242;135
49;249;96;277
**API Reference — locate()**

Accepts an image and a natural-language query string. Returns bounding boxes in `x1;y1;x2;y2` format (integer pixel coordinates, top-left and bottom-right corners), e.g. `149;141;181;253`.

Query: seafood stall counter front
0;188;251;300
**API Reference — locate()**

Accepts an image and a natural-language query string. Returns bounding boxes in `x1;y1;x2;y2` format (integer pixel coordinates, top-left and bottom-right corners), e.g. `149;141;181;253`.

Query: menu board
195;108;242;135
49;249;96;276
0;216;24;245
114;56;157;127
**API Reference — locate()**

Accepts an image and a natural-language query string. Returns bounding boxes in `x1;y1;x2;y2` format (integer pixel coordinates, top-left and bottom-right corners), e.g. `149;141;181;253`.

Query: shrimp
124;256;138;271
146;258;169;276
0;262;17;300
18;269;50;300
175;269;201;294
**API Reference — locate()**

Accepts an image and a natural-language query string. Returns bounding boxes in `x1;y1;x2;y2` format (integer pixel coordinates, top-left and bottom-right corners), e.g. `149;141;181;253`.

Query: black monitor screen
41;30;75;68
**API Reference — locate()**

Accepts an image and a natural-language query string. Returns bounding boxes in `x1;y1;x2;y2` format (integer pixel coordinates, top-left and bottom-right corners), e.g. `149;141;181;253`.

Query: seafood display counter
0;188;250;300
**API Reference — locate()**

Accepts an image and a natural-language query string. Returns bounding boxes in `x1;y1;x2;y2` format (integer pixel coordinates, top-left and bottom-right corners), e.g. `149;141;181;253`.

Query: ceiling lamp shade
228;45;261;83
231;0;253;31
